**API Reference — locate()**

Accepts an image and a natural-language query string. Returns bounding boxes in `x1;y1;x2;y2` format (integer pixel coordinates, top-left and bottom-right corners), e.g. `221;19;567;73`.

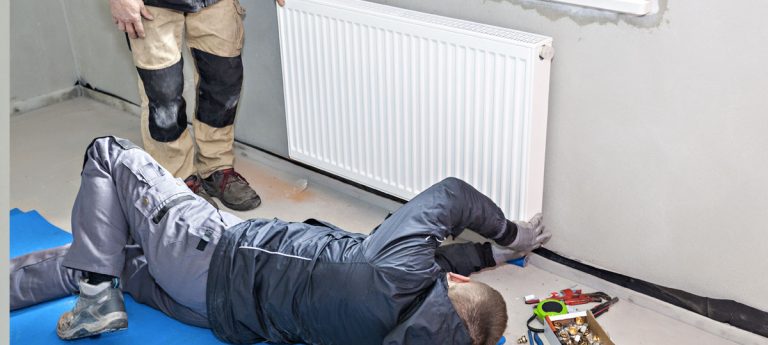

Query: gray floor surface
11;97;759;345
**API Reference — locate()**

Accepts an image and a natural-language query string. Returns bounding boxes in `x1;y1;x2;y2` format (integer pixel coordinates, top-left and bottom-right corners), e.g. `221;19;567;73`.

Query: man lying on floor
10;136;552;345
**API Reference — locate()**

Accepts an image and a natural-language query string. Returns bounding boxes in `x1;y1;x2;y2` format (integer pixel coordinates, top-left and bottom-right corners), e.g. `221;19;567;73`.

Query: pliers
527;330;543;345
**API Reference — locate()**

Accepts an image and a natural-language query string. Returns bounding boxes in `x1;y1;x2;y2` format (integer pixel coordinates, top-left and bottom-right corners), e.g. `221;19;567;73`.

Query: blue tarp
10;208;231;345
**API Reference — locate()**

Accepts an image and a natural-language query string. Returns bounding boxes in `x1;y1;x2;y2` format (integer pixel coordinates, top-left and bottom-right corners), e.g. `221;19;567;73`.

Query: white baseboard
10;87;81;115
233;141;404;214
10;86;141;118
80;87;140;117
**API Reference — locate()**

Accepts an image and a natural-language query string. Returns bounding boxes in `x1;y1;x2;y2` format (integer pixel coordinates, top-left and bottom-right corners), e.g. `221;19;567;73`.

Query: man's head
446;273;508;345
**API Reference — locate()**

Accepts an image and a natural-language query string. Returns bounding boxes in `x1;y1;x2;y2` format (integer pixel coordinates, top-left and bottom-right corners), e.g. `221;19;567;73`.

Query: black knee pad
191;49;243;128
137;59;188;142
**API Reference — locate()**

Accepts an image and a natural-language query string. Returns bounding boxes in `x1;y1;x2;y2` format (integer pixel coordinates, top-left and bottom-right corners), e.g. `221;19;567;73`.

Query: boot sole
57;311;128;340
218;196;261;211
201;180;261;211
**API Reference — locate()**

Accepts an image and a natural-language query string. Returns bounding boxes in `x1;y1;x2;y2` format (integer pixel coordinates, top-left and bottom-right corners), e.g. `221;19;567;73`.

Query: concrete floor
10;97;763;345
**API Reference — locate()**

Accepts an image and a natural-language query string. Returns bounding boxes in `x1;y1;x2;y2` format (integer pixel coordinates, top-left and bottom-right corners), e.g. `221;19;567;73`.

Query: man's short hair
447;281;508;345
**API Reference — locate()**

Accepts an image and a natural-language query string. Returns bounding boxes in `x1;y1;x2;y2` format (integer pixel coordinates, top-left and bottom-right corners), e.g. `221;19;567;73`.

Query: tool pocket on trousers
133;178;190;221
187;225;220;254
234;0;245;49
123;160;167;187
165;219;223;257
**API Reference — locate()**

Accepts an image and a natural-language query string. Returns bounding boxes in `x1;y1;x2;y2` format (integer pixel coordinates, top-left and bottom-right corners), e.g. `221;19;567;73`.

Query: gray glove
507;213;551;253
491;244;525;265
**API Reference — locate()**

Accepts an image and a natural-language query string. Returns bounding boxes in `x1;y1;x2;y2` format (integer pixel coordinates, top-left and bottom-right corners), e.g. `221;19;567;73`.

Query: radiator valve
539;45;555;60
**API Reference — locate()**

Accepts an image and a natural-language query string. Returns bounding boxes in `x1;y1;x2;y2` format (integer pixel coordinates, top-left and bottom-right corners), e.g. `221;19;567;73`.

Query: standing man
109;0;286;210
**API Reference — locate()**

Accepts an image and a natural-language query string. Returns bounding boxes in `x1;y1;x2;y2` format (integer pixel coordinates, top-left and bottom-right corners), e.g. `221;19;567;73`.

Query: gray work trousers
10;136;243;326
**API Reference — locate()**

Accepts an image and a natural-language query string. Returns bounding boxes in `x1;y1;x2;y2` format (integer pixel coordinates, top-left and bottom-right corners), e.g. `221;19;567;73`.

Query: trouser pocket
234;0;246;49
132;177;190;221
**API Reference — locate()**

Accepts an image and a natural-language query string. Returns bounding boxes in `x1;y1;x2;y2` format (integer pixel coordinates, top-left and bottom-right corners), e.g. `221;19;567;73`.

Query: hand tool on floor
590;297;620;318
524;289;619;344
533;299;568;322
507;255;529;267
526;299;567;343
525;288;611;306
527;329;543;345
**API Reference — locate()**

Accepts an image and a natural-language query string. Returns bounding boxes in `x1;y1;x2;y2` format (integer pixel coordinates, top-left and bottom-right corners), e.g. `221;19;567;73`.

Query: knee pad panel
191;49;243;128
137;59;188;142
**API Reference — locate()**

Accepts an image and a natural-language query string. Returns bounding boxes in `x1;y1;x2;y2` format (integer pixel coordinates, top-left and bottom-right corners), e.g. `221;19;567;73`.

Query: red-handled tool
525;289;610;306
591;297;619;317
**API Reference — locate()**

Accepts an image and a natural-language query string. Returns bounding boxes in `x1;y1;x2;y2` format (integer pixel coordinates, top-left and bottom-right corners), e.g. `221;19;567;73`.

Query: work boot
202;168;261;211
56;279;127;340
185;175;219;209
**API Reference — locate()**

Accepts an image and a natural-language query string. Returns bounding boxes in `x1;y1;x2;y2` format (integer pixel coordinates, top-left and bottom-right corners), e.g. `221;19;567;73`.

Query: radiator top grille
307;0;552;45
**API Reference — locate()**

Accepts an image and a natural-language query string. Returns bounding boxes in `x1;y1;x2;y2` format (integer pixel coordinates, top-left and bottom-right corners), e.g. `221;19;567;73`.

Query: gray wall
233;1;288;156
10;0;78;105
60;1;140;105
12;0;768;311
367;0;768;310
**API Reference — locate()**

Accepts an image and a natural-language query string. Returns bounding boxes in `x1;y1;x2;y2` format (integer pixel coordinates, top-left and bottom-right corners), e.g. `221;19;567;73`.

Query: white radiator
277;0;553;220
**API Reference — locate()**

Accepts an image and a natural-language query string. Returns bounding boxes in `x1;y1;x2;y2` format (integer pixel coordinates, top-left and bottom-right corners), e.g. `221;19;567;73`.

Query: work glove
491;244;525;265
507;213;551;254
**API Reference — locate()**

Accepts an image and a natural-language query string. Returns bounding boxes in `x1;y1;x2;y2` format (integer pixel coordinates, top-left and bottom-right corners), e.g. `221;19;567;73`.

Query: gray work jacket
206;218;473;345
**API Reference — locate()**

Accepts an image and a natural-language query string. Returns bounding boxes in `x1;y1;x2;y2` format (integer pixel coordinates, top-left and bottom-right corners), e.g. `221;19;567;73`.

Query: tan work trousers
130;0;245;179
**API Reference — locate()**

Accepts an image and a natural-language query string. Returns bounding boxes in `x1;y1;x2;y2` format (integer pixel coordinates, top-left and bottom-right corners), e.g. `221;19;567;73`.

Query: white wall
368;0;768;311
10;0;78;108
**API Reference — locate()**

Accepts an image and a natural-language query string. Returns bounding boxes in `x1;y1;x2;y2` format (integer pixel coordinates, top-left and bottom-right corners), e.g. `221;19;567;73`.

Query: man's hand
491;244;525;265
276;0;286;6
507;213;551;254
110;0;154;39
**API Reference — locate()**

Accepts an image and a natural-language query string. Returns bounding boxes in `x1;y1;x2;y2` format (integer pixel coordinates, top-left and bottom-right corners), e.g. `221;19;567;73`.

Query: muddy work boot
202;168;261;211
185;175;219;209
56;279;128;340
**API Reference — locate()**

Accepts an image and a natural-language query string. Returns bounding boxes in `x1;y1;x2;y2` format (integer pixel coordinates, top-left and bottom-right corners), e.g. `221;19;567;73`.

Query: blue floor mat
10;209;232;345
10;209;73;258
10;209;505;345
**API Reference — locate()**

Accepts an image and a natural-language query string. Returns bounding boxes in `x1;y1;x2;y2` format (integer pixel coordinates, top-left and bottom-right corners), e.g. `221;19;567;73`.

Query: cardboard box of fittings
542;310;615;345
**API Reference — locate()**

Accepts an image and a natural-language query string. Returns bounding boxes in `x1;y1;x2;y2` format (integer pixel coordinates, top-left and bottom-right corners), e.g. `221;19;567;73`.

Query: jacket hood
382;276;472;345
